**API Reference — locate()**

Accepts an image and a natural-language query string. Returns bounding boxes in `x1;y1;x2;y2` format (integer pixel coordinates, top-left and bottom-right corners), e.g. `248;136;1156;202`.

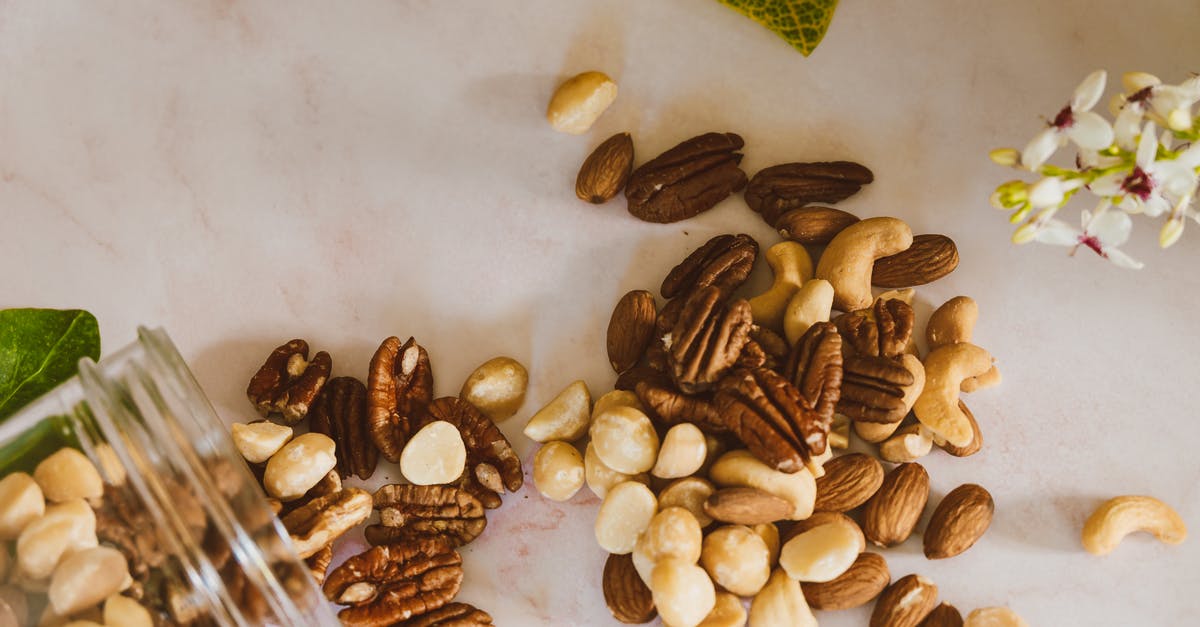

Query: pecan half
657;233;758;332
737;325;790;371
837;355;913;423
310;376;379;480
714;367;827;473
401;603;493;626
419;397;522;509
835;298;915;359
634;380;727;434
625;132;747;223
784;322;843;434
281;487;373;559
246;339;332;423
324;537;463;627
744;161;874;227
368;336;434;462
668;287;753;394
366;485;486;548
306;544;334;586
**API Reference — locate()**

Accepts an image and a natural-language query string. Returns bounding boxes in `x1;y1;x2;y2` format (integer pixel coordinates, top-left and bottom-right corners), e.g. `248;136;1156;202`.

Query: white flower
1088;122;1198;217
1033;204;1143;269
1021;71;1114;171
1027;176;1083;209
1112;73;1200;147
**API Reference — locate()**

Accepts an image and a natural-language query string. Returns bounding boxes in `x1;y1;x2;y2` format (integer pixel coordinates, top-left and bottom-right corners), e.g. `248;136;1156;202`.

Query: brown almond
920;603;964;627
923;484;994;559
780;511;860;544
606;290;658;373
776;206;860;244
602;552;656;624
939;400;982;457
870;574;938;627
861;462;930;548
872;234;959;288
703;487;793;525
814;453;884;512
802;551;890;611
577;132;635;204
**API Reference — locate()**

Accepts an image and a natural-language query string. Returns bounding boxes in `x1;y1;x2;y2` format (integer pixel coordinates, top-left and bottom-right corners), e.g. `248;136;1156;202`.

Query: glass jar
0;327;337;626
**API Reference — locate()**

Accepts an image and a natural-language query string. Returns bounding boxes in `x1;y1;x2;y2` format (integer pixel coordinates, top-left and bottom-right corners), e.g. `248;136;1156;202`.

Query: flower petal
1032;219;1080;246
1104;247;1144;269
1066;112;1114;150
1028;177;1068;208
1142;195;1170;217
1071;70;1107;111
1089;208;1133;246
1088;171;1126;197
1113;105;1145;150
1136;121;1158;167
1122;72;1161;94
1021;128;1062;171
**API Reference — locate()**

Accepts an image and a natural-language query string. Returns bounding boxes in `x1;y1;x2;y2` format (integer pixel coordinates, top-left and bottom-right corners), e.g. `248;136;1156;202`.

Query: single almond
776;206;860;244
870;574;938;627
814;453;884;512
703;487;793;525
603;552;656;624
802;551;890;611
923;484;994;559
607;290;658;373
939;400;982;457
872;234;959;288
577;132;635;204
920;602;964;627
861;462;930;548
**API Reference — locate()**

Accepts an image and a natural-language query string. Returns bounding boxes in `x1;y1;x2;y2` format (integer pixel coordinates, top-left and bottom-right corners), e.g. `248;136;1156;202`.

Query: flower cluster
990;70;1200;268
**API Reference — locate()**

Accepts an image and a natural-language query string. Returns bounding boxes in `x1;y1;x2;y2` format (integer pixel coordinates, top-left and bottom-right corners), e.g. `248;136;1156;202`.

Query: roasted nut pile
238;336;530;625
520;132;1037;626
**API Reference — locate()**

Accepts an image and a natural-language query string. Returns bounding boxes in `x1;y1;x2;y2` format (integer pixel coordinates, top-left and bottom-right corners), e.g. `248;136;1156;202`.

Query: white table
4;1;1198;624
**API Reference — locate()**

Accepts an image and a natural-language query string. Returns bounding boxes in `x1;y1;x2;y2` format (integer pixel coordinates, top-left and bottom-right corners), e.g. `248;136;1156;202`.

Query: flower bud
989;148;1020;167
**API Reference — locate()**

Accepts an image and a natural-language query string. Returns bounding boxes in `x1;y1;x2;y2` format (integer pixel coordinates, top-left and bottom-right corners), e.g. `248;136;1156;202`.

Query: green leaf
718;0;840;57
0;308;100;422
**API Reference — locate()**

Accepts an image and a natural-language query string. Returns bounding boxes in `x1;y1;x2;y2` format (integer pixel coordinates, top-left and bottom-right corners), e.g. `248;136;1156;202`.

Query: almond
871;234;959;288
870;574;938;627
776;206;860;245
802;551;890;610
920;602;965;627
923;484;994;559
603;552;656;624
577;132;634;204
861;462;929;547
606;290;657;374
814;453;884;512
939;400;982;457
703;487;793;525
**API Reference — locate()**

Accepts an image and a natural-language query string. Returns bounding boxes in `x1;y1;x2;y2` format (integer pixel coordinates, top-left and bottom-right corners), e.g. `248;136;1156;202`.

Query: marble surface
4;1;1200;624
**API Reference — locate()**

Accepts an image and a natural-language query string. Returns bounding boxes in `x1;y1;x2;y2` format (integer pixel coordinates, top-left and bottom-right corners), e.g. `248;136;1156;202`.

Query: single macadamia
779;520;865;582
533;441;585;501
584;442;647;499
657;477;716;528
651;558;717;627
34;449;103;503
399;421;467;486
48;546;128;616
104;594;153;627
749;568;818;627
591;389;644;418
523;380;592;442
709;450;816;520
651;423;706;479
701;525;771;596
231;421;293;464
590;406;660;475
16;499;97;581
594;481;658;554
0;472;45;540
459;356;528;422
546;71;618;135
638;507;703;565
263;432;337;501
753;522;781;567
697;591;748;627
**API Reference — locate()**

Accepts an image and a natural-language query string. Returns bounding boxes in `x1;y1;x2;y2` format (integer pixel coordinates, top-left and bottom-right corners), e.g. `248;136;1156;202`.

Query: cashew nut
814;217;914;312
748;568;818;627
878;423;934;463
913;343;993;448
524;380;592;442
749;242;812;331
708;450;816;520
546;71;618;135
964;607;1030;627
1081;495;1187;555
927;296;1001;391
783;279;834;345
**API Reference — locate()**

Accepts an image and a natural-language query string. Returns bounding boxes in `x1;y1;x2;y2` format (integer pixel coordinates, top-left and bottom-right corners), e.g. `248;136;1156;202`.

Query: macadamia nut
34;449;102;504
524;380;592;442
701;525;771;596
16;499;96;582
48;546;128;616
231;421;293;464
638;507;703;565
400;421;467;486
263;433;337;501
0;473;45;540
533;441;585;501
657;477;716;528
592;390;644;418
779;519;865;583
584;442;647;499
104;594;153;627
749;568;817;627
595;481;658;554
546;71;618;135
459;356;528;422
697;591;747;627
651;558;716;627
590;406;660;475
651;423;706;479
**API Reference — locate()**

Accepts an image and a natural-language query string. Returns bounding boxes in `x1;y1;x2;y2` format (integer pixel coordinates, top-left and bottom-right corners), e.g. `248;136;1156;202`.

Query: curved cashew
878;424;933;463
913;343;993;447
1081;495;1187;555
783;279;834;345
927;296;1001;391
749;242;813;331
814;217;913;312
